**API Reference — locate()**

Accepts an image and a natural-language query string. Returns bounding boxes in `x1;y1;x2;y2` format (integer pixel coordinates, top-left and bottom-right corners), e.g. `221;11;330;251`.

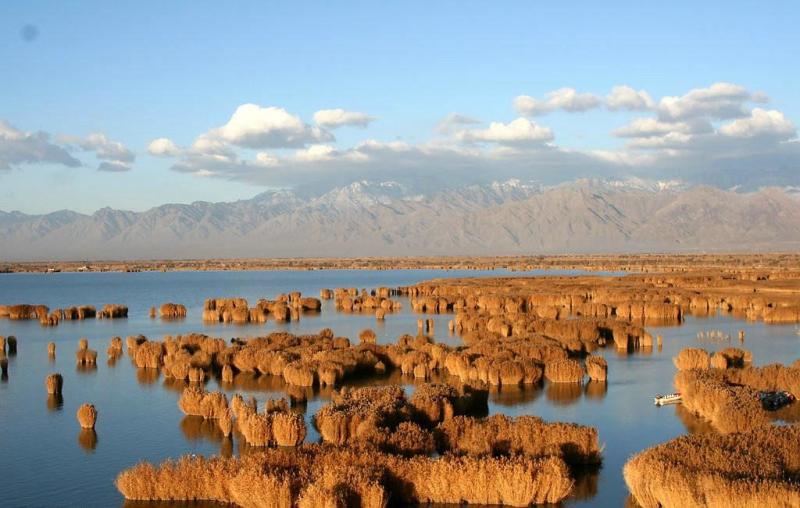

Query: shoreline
2;253;799;274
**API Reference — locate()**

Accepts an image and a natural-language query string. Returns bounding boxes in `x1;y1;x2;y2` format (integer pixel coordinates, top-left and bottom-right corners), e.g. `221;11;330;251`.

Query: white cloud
657;82;758;121
313;109;375;129
436;113;481;134
457;118;554;145
98;161;132;172
155;83;800;193
606;85;655;111
514;88;601;116
254;152;280;167
0;120;80;170
719;108;795;139
209;103;332;148
76;133;135;162
613;118;711;138
148;137;181;157
58;132;135;171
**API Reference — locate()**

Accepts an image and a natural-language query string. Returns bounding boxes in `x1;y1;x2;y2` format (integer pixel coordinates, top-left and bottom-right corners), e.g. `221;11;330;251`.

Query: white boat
654;393;682;406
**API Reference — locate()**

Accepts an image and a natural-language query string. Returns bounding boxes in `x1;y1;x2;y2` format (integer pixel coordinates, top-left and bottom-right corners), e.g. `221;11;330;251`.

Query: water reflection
77;428;98;453
584;381;607;400
75;363;97;374
180;415;225;443
136;367;160;385
546;382;583;406
674;404;715;434
488;384;542;407
569;465;601;500
46;393;64;411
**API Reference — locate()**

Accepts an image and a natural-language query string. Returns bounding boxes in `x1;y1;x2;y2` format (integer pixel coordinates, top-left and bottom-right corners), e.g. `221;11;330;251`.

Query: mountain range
2;179;800;260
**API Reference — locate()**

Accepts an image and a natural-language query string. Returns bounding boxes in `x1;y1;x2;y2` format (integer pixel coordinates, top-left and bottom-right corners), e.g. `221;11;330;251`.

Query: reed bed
436;414;601;466
624;425;800;508
116;445;574;506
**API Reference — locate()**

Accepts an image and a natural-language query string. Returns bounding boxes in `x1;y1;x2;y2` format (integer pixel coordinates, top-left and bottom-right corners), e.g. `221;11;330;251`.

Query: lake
1;269;798;507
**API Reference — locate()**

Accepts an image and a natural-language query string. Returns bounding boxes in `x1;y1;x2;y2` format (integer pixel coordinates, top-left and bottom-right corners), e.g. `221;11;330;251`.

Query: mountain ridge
2;179;799;260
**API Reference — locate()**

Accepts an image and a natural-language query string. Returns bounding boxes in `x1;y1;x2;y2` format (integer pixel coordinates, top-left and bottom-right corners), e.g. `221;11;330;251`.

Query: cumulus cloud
606;85;655;111
514;88;601;116
148;137;181;156
0;120;81;170
150;82;800;193
313;109;375;129
208;103;332;148
59;132;135;171
719;108;795;139
657;82;763;121
456;118;554;146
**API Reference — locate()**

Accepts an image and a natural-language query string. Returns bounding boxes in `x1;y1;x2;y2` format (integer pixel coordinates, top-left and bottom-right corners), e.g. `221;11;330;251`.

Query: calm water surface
1;269;798;507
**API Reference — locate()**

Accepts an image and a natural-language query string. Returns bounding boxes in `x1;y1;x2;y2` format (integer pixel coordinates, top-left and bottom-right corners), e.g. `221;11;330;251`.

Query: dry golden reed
673;347;710;370
436;414;601;465
178;387;228;419
76;403;97;429
624;425;800;508
45;373;63;394
116;444;574;506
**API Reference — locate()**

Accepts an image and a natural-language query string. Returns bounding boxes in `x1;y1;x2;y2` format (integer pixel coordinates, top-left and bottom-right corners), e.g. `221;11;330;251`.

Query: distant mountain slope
2;180;799;260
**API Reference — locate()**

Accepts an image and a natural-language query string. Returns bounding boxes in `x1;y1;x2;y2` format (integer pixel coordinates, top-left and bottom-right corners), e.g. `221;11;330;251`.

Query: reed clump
544;359;585;383
76;403;97;429
673;348;710;370
107;336;123;358
178;387;229;419
116;444;575;506
98;304;128;319
75;348;98;365
585;355;607;381
436;414;601;466
408;383;488;425
159;303;187;319
674;369;769;433
624;425;800;508
314;386;411;446
46;373;63;394
359;328;377;344
237;398;306;447
48;342;56;356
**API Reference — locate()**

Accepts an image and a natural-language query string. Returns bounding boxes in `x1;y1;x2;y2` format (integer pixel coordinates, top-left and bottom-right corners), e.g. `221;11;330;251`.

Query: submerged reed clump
624;425;800;508
107;336;123;357
46;373;63;394
75;349;98;365
76;403;97;429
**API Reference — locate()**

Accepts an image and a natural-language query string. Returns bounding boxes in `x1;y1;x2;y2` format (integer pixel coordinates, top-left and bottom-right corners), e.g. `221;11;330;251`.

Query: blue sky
1;1;798;213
